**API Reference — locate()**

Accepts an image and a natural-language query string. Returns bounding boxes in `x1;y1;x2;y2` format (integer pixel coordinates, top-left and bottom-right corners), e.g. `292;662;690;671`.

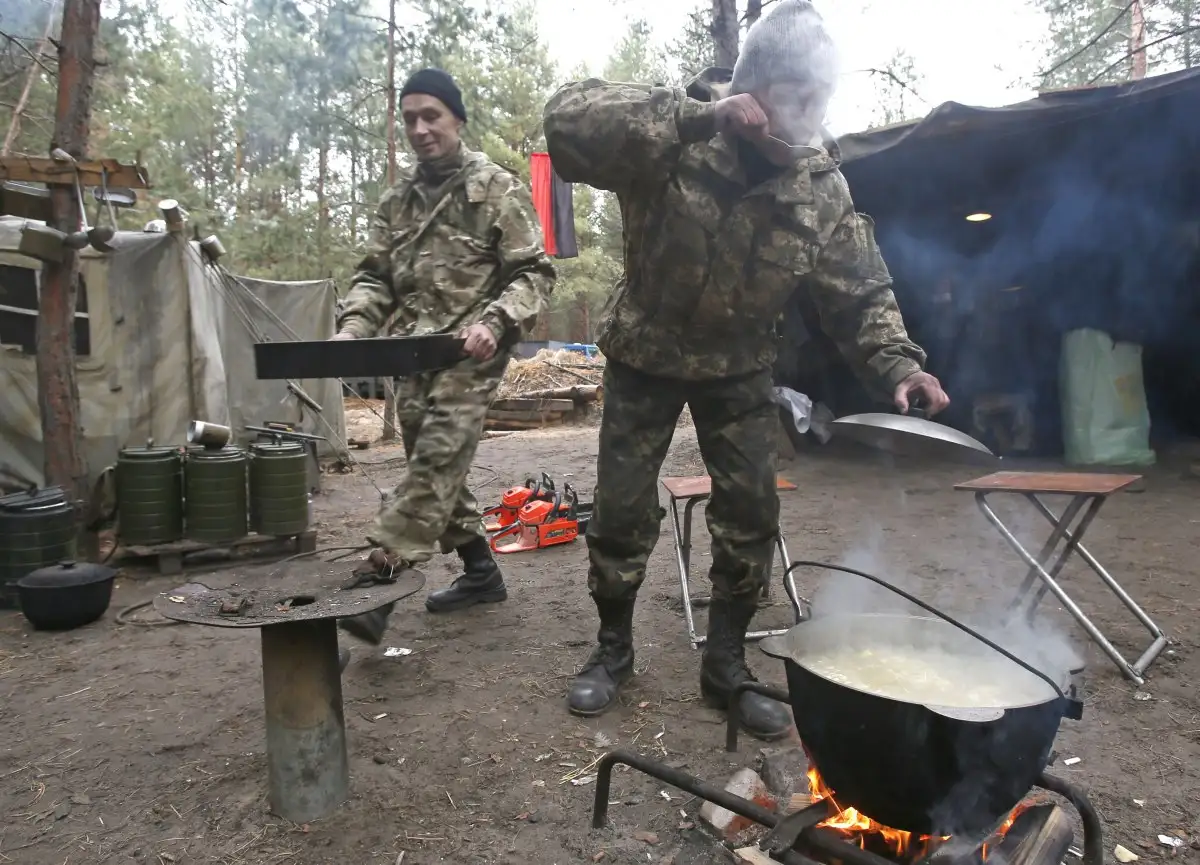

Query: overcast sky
154;0;1052;136
531;0;1050;135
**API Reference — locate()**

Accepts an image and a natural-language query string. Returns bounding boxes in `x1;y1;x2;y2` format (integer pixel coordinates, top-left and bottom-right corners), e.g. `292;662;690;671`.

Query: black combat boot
425;537;508;613
339;602;396;645
566;596;636;717
699;596;794;741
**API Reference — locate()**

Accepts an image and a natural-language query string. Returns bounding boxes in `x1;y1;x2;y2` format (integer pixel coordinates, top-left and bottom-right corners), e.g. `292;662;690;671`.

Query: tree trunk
745;0;763;27
381;0;399;442
711;0;740;68
317;108;329;275
40;0;98;550
350;132;359;246
2;3;57;156
1130;0;1147;80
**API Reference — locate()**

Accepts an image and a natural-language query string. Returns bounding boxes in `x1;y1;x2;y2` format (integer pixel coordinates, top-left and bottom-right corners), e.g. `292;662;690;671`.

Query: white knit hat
731;0;838;97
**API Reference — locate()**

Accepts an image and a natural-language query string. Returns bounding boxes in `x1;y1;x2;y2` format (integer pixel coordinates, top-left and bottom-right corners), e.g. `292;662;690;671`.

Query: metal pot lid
19;559;118;588
0;486;68;512
831;412;998;465
187;445;244;459
252;441;305;455
120;445;181;459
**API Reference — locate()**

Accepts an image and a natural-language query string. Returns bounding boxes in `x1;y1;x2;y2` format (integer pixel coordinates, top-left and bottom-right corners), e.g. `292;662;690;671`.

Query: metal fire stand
154;566;424;822
591;748;1104;865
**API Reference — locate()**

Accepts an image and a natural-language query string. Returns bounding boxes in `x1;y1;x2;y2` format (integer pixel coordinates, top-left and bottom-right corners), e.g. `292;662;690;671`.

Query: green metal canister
249;441;310;536
184;446;248;545
116;445;184;546
0;487;77;609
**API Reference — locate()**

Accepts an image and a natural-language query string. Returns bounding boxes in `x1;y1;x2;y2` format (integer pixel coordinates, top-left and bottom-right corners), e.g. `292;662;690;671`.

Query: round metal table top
152;563;425;628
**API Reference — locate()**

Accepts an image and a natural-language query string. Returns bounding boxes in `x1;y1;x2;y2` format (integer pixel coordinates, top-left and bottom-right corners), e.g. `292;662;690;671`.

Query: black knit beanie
399;68;467;123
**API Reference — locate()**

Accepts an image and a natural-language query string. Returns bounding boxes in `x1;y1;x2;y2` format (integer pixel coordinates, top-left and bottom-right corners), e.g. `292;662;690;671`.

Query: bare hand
459;323;498;362
330;331;356;341
894;371;950;416
714;93;769;142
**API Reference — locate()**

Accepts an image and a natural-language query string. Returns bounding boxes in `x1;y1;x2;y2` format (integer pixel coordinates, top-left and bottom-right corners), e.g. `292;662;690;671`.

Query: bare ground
1;417;1198;865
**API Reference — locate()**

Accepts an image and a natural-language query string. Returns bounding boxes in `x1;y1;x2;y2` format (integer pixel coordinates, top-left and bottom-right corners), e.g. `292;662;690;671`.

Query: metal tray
254;335;465;380
831;411;999;465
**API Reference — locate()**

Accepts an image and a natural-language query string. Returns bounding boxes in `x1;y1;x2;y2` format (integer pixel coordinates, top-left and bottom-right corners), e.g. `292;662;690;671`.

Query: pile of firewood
485;384;603;431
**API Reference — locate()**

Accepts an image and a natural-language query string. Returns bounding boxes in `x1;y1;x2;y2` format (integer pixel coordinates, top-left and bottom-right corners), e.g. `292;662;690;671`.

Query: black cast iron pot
761;563;1083;839
18;560;117;631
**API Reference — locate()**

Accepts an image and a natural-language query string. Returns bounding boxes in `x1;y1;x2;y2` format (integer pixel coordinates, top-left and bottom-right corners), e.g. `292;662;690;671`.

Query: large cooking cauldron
761;563;1083;839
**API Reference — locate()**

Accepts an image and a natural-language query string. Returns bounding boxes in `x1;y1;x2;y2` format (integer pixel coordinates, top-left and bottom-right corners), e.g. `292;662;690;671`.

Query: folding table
661;475;807;648
955;471;1167;685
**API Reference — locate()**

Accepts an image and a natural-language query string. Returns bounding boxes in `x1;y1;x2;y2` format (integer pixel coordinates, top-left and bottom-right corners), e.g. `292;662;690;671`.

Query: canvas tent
0;216;347;490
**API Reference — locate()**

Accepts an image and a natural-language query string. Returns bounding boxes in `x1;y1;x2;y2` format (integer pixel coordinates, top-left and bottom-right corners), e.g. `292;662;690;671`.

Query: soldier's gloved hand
330;331;357;341
460;323;498;361
714;93;770;142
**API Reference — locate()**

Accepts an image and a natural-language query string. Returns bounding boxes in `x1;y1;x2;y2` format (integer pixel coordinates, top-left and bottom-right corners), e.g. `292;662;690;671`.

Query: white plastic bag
774;387;812;435
1059;328;1155;467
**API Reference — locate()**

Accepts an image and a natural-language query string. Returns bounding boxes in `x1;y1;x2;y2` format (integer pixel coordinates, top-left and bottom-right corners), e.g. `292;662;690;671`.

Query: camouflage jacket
542;72;926;387
337;146;556;350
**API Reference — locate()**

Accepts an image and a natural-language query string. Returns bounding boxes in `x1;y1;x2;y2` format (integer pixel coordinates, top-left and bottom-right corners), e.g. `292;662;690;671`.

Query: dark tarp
837;66;1200;166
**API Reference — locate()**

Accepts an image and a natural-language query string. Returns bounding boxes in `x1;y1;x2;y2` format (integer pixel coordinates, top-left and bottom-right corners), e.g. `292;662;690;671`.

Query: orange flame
804;767;1030;860
805;766;947;858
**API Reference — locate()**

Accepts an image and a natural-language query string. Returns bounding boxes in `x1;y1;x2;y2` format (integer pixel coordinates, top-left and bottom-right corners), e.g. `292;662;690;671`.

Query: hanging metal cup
187;420;232;449
199;235;225;262
17;222;69;264
63;228;91;250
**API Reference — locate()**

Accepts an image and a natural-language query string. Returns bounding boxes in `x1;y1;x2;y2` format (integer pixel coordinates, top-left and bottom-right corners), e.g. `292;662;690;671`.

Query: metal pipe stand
262;618;349;822
153;565;425;823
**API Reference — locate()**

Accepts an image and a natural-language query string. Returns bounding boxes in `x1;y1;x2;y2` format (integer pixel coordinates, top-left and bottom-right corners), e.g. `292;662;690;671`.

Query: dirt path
1;423;1197;864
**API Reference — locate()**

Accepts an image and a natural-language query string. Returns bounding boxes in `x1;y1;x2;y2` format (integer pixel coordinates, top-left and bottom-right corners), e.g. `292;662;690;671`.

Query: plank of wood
732;847;776;865
490;398;575;413
785;792;814;814
0;156;151;189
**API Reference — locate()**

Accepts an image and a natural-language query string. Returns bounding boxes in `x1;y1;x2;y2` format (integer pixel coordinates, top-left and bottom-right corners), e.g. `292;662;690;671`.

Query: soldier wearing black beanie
331;63;556;652
400;68;468;123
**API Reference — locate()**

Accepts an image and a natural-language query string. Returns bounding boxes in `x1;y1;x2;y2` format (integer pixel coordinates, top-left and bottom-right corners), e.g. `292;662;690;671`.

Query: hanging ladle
63;173;91;251
87;168;118;252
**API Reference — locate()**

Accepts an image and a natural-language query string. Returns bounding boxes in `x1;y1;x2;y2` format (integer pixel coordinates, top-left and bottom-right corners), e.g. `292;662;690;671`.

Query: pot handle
784;561;1079;712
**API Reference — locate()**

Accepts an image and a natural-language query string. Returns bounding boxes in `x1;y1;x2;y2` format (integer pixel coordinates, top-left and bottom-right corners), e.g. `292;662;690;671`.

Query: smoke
806;496;1083;688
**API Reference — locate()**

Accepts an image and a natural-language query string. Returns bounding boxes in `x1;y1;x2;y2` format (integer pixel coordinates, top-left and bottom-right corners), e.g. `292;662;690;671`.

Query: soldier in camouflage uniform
543;0;949;740
334;68;556;647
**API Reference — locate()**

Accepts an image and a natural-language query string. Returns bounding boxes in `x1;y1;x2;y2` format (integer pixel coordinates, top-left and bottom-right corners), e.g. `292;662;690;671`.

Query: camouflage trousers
370;355;507;563
586;360;780;602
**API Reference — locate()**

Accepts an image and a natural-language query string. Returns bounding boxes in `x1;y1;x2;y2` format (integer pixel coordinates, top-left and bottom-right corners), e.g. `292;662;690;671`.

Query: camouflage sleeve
336;189;401;338
477;176;556;344
807;206;927;396
543;79;718;192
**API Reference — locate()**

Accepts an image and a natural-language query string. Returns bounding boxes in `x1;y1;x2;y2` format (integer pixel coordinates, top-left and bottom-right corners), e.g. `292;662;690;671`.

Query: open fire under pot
590;561;1103;865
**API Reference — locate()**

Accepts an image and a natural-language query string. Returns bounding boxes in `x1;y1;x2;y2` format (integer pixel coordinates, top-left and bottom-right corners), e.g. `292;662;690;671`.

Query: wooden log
999;804;1074;865
486;408;569;422
490;398;575;413
513;384;603;403
485;418;565;431
921;803;1072;865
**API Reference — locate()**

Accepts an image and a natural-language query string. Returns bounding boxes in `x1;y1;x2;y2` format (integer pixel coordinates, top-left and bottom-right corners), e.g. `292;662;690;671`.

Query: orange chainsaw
490;483;592;554
482;473;556;533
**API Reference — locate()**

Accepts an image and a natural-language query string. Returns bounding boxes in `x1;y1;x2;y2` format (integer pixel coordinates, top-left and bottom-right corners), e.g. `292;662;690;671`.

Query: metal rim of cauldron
761;615;1075;837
